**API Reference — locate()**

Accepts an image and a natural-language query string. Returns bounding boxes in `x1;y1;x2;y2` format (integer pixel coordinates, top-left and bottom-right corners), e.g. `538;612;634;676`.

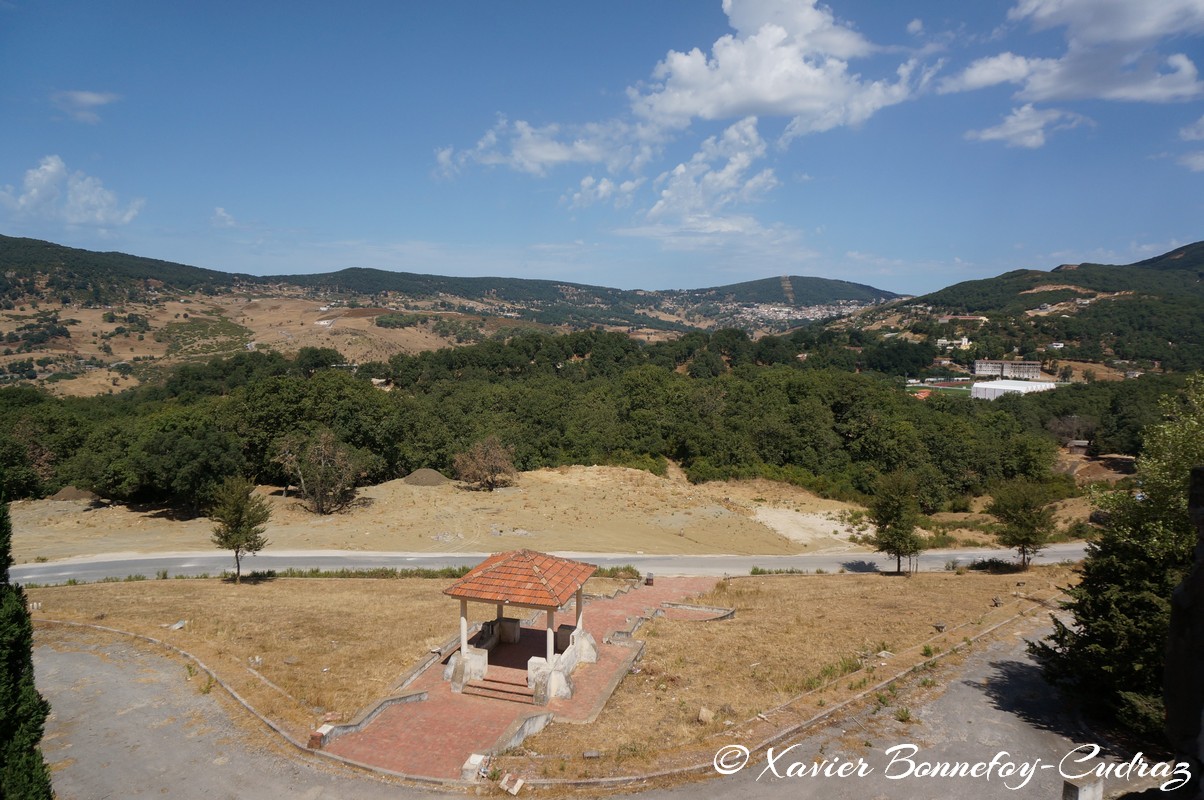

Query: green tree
292;346;343;377
869;471;923;574
0;500;54;798
987;480;1056;568
209;476;271;584
1030;374;1204;738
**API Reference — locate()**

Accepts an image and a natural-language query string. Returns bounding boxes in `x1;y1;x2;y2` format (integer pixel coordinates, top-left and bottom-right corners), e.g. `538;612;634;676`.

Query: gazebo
443;549;598;703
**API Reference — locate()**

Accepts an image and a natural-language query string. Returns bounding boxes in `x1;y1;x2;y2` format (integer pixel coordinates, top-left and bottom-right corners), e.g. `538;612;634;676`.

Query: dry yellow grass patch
509;567;1074;774
28;577;542;737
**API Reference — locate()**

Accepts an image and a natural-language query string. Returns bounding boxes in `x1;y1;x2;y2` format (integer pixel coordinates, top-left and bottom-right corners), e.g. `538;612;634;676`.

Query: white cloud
943;0;1204;103
612;116;789;250
1180;151;1204;171
964;104;1090;148
566;175;646;209
442;0;923;180
1008;0;1204;46
1021;50;1202;103
438;116;658;178
648;117;777;220
211;207;238;228
51;90;120;124
907;19;924;36
0;155;143;227
1180;114;1204;140
630;0;916;136
939;52;1050;93
721;0;873;59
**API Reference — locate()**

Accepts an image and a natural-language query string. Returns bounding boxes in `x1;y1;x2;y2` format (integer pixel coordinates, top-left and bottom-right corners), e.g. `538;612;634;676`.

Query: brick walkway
323;576;720;778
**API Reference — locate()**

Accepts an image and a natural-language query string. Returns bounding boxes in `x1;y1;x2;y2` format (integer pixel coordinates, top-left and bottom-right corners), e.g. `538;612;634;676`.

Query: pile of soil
49;486;99;502
403;468;450;486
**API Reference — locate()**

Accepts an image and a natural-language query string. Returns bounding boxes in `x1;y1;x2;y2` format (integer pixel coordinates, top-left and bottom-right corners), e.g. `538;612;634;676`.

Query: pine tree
1030;374;1204;738
0;499;54;798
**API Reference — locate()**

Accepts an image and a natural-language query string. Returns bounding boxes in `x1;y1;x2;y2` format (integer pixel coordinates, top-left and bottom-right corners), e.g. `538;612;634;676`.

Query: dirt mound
403;468;450;486
49;486;99;502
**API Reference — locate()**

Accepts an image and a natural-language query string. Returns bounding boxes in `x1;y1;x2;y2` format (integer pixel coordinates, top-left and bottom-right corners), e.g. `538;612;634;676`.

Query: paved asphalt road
11;543;1087;585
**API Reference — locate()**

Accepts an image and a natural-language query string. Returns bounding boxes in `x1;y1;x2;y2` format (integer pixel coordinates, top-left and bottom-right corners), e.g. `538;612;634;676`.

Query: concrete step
480;672;528;689
464;679;536;704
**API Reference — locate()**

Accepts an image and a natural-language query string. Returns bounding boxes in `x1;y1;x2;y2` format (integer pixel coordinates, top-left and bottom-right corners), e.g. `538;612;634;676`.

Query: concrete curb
313;691;429;748
659;602;736;621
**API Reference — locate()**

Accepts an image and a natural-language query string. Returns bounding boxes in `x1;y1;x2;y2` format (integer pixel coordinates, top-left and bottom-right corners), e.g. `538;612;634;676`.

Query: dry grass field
29;568;1074;766
505;567;1075;775
28;577;539;737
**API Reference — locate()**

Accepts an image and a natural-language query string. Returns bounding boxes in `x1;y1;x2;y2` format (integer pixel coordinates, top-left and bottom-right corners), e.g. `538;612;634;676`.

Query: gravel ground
33;626;444;800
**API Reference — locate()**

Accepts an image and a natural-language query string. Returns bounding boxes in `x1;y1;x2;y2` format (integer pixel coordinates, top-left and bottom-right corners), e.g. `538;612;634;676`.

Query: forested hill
914;242;1204;313
670;275;893;305
1129;241;1204;272
0;234;897;331
0;234;248;299
856;241;1204;372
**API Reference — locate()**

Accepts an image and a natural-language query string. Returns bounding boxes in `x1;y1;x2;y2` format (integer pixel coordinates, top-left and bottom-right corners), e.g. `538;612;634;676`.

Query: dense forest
0;327;1184;512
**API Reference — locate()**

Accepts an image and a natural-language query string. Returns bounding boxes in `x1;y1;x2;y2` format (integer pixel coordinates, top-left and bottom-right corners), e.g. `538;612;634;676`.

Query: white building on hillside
971;380;1057;401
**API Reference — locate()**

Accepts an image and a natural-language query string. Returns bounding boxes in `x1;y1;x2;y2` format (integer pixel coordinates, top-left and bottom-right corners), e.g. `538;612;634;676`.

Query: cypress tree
0;498;53;798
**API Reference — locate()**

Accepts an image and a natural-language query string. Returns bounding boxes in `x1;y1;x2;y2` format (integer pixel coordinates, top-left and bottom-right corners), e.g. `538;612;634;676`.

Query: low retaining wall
309;691;428;748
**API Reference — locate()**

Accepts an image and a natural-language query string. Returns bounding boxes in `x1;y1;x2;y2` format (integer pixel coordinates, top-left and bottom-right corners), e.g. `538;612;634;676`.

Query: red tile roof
443;550;597;609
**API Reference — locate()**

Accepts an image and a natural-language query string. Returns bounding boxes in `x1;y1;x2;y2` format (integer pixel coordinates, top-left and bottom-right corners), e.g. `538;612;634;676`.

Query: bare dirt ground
10;467;871;564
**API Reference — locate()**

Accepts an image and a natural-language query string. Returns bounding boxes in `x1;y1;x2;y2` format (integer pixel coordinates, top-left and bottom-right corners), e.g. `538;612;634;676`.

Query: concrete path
324;577;718;778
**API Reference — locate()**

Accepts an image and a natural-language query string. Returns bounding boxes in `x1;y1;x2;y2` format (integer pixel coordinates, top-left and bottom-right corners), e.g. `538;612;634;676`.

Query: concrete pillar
575;587;584;631
460;599;468;655
496;603;504;624
1061;777;1102;800
546;608;554;663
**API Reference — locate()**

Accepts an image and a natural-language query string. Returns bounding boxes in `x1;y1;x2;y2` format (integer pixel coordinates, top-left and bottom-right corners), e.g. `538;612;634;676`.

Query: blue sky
1;1;1202;295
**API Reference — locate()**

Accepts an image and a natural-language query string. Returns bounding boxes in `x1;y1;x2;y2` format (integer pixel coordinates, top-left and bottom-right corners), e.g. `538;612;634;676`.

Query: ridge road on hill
11;543;1087;585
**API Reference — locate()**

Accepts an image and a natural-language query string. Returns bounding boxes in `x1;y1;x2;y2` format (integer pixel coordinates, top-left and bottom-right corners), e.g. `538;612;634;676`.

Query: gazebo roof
444;549;597;610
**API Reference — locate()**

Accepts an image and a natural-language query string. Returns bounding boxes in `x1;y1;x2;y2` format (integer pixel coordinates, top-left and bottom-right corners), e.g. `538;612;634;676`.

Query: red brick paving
323;576;722;778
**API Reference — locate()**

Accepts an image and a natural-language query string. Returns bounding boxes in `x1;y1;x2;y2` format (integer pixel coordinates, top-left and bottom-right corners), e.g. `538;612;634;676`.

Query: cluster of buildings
715;300;880;329
969;359;1053;400
973;360;1043;380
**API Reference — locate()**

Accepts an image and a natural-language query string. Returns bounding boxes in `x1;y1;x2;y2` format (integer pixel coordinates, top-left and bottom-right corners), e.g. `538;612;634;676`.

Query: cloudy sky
1;1;1202;294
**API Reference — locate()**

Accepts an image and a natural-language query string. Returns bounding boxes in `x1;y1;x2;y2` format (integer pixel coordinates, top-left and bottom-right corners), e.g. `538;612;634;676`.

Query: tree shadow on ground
975;657;1126;760
840;560;880;573
223;572;277;585
127;502;205;522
